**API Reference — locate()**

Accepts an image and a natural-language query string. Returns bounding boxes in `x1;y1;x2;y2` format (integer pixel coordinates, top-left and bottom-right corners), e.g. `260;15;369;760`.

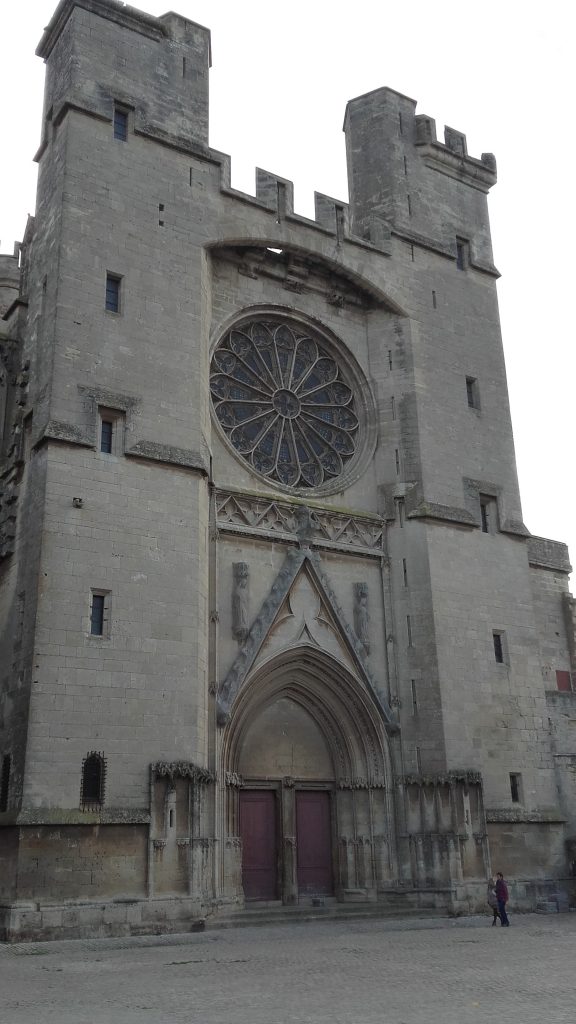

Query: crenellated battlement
31;2;498;273
344;87;497;270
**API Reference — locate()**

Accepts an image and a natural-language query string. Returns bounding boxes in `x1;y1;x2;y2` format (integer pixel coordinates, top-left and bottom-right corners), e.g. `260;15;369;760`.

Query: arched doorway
221;647;396;904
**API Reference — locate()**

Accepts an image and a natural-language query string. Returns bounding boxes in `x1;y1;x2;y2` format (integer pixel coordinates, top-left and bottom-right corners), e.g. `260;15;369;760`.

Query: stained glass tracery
210;320;359;488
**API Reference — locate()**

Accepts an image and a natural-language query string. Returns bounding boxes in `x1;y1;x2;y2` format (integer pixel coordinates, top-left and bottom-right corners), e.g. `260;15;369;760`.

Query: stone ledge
125;441;208;474
9;808;150;826
406;501;476;527
38;419;94;448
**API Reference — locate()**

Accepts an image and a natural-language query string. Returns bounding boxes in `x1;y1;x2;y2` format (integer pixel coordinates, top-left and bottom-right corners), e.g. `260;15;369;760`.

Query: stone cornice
528;536;572;574
392;229;499;278
417;142;497;193
37;0;168;60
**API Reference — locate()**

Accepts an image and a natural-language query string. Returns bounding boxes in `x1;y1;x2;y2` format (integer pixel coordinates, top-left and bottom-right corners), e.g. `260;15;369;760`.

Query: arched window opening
80;751;106;809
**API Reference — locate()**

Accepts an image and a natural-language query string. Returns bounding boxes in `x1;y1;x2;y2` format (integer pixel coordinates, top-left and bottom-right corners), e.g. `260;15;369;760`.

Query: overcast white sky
1;0;574;577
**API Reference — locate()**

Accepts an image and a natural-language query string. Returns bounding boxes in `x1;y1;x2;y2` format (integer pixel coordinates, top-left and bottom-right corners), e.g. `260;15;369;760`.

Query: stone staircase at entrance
206;899;447;931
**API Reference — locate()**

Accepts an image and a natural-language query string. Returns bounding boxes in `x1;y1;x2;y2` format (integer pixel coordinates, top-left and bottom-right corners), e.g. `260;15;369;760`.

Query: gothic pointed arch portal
221;647;398;904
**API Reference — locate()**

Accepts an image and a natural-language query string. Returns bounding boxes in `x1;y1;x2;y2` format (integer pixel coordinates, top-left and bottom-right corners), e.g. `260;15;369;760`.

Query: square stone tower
0;0;574;940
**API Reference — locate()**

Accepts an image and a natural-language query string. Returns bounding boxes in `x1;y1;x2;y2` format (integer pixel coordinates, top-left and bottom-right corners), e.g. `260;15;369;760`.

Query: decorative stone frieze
215;489;384;555
151;762;215;784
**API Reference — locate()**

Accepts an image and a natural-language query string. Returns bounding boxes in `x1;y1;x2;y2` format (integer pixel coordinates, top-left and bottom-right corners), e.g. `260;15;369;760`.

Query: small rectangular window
0;754;11;812
456;238;470;271
395;449;400;475
105;273;121;313
391;396;396;421
556;670;572;692
90;594;105;636
113;105;128;141
466;376;479;409
432;290;437;309
509;773;522;804
493;630;506;664
98;408;124;456
100;419;113;454
90;591;111;638
402;558;408;587
411;679;418;715
407;614;413;647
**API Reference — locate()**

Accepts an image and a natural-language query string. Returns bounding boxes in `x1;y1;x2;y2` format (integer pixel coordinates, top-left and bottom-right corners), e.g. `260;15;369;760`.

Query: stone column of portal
282;780;298;904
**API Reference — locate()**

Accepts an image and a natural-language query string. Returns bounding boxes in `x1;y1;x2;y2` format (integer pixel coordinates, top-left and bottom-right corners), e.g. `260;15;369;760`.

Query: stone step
206;902;445;931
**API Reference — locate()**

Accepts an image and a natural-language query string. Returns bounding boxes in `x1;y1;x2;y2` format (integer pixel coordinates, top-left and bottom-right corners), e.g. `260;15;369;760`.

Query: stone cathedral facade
0;0;575;941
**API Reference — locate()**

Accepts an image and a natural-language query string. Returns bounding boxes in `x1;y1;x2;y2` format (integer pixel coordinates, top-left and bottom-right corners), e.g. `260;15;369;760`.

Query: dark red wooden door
296;790;333;895
239;790;278;900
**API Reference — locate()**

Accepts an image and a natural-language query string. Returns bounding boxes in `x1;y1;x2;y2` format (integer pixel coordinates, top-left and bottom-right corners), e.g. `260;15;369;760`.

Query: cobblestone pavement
1;913;575;1024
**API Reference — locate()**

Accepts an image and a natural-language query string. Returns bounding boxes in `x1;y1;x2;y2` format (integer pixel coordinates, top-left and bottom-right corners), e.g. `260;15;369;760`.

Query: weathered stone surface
0;0;573;941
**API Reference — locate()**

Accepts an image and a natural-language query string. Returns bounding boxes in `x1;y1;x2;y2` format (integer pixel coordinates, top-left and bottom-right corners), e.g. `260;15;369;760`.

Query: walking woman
487;879;500;925
495;872;510;926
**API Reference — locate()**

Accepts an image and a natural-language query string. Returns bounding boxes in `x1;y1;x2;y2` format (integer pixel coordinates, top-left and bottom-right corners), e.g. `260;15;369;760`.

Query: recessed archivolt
222;647;391;787
208;241;409;315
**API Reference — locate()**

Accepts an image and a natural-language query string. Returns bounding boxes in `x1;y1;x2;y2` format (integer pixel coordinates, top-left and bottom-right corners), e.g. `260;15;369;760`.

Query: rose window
210;319;359;488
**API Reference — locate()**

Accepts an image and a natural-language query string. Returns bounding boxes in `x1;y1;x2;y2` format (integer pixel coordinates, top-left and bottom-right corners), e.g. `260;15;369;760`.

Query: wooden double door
239;789;333;901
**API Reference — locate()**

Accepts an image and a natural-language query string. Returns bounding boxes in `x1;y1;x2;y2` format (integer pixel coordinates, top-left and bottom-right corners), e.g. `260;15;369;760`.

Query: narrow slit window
395;449;400;475
466;376;479;409
105;273;121;313
388;350;393;370
335;206;345;243
396;498;405;528
100;419;113;454
480;494;497;534
416;746;422;773
391;396;396;420
456;238;470;271
0;754;11;812
407;614;413;647
493;630;505;664
113;106;128;141
407;194;412;217
403;558;408;587
411;679;418;715
432;290;437;309
509;773;522;804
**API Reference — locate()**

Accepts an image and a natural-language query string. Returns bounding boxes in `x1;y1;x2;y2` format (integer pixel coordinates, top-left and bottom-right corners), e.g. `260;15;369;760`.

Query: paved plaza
1;912;575;1024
